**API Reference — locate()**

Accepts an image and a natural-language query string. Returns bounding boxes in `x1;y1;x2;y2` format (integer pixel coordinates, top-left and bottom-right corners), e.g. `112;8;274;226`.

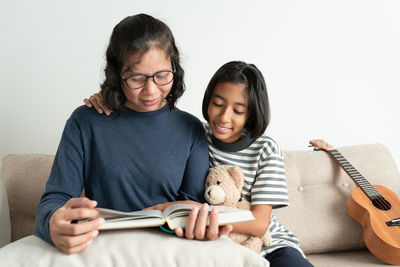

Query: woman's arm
35;112;104;254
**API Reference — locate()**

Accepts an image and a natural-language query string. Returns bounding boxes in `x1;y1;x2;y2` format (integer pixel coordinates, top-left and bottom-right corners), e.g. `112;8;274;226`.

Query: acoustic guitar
309;139;400;265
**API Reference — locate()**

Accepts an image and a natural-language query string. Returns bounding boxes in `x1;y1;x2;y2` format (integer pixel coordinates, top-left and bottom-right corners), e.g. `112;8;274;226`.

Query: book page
95;205;255;231
211;206;247;213
98;208;163;222
162;204;200;218
99;217;164;230
164;204;255;230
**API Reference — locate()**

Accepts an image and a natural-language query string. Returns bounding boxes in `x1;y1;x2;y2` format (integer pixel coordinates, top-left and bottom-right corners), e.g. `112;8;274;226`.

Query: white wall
1;0;400;171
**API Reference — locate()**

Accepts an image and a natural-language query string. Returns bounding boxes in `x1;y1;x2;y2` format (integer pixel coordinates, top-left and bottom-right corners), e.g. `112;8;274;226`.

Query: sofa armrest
0;167;11;247
1;154;54;242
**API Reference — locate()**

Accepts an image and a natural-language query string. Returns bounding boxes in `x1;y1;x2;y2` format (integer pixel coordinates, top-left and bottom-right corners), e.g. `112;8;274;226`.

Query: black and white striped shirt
204;123;304;257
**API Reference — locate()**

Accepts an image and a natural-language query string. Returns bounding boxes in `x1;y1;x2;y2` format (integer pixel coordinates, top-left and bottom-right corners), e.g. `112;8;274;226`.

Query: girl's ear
227;166;244;189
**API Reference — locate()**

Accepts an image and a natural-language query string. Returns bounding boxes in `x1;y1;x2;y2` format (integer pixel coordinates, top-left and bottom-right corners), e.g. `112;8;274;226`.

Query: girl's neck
210;129;256;152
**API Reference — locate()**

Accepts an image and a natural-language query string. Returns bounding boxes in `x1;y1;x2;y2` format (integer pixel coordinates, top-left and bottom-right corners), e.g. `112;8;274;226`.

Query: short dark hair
202;61;270;139
101;14;185;115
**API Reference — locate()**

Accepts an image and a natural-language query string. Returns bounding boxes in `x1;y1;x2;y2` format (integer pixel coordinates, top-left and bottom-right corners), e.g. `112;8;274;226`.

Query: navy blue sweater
34;104;209;244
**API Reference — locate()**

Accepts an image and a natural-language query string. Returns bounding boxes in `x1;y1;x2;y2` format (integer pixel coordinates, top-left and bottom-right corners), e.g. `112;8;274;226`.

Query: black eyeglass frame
120;61;176;90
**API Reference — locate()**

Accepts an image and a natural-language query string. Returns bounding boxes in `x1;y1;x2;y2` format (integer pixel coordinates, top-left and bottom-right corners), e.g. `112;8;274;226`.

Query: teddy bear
204;164;272;254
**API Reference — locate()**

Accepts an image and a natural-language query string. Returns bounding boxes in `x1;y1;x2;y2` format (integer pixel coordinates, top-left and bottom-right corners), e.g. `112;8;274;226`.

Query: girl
199;61;313;267
85;61;313;266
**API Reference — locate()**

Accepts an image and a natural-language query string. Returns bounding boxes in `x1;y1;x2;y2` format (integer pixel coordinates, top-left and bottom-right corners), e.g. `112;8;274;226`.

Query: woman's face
121;47;173;112
207;82;250;143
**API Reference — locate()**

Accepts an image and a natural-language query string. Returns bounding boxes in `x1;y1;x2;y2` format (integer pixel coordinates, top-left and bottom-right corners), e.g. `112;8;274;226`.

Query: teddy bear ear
227;166;244;189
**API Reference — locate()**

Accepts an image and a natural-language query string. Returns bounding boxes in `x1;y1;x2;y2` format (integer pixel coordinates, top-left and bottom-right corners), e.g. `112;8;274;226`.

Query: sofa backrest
275;143;400;254
1;144;400;254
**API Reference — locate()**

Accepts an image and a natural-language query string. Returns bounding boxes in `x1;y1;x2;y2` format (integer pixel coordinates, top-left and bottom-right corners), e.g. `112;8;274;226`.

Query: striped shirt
204;123;304;257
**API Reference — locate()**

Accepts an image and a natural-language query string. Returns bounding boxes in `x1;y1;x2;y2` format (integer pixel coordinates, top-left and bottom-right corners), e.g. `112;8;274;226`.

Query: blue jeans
265;247;314;267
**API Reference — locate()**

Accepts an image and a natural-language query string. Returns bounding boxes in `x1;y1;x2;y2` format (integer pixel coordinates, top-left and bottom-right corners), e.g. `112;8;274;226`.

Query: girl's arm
147;201;271;239
233;141;287;238
148;202;271;238
232;204;272;237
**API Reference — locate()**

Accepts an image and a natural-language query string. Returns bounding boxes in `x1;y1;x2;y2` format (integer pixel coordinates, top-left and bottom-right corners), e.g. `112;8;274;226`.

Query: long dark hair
202;61;270;139
101;14;185;115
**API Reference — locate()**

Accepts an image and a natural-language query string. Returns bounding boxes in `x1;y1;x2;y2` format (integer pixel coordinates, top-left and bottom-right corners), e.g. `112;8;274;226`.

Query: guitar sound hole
372;197;391;211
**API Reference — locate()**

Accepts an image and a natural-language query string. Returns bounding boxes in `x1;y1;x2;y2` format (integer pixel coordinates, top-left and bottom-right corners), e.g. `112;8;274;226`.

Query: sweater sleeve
177;122;209;203
33;113;85;245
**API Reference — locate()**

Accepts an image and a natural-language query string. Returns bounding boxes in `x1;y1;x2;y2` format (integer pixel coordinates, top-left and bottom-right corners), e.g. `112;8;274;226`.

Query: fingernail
202;203;209;210
211;208;218;214
174;227;182;236
92;230;99;237
87;240;93;246
98;218;105;225
191;207;199;215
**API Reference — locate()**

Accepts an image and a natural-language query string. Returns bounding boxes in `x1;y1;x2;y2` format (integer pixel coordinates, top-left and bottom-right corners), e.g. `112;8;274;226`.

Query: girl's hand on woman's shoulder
83;92;112;116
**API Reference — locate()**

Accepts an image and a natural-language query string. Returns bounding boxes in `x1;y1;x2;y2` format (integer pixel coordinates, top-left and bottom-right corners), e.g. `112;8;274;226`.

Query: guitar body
346;185;400;265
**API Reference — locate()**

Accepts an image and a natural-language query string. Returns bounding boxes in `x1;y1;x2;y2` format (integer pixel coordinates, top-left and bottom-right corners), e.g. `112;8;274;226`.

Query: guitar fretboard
329;149;382;200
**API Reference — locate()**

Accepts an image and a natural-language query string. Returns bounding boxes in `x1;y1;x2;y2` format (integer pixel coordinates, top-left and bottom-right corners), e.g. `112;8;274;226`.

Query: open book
90;204;254;232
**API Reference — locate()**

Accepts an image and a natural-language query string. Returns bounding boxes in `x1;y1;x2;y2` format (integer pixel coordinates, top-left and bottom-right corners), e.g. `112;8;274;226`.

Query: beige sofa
1;143;399;266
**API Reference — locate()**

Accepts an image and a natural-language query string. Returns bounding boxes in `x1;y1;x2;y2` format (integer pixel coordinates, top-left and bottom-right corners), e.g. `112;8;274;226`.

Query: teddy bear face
204;165;244;207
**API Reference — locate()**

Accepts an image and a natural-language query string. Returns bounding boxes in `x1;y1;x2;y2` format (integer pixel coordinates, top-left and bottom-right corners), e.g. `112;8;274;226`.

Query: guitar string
329;149;391;211
330;151;384;204
331;150;390;210
311;142;391;210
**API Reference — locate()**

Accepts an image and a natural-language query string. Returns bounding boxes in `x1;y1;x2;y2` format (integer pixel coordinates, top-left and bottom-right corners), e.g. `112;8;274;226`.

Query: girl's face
207;82;250;143
121;47;173;112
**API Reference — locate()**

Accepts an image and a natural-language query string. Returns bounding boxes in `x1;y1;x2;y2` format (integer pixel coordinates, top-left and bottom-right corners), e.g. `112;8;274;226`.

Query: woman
34;14;231;255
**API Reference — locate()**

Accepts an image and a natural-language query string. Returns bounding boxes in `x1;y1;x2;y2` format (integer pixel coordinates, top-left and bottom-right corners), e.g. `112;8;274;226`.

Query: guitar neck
328;149;381;200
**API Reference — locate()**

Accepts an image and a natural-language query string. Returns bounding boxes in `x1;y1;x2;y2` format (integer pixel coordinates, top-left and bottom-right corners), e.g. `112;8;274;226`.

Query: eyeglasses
121;62;176;90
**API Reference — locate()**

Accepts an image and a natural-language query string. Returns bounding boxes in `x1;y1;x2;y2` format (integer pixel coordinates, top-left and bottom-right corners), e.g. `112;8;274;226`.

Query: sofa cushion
0;230;269;267
275;144;400;254
2;154;54;242
307;249;397;267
